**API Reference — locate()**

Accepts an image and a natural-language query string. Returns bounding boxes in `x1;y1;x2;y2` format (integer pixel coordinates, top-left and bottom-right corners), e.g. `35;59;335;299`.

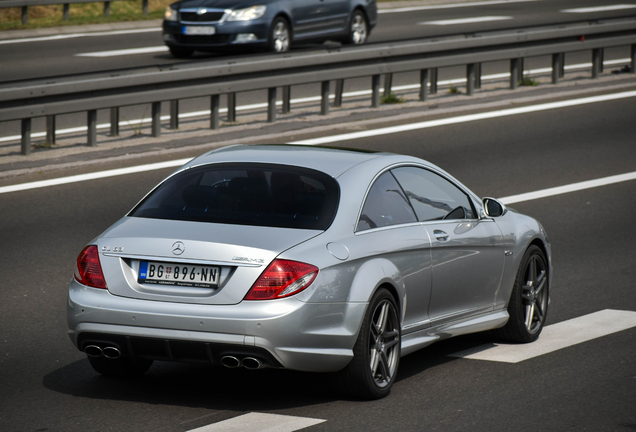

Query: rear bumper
67;279;366;372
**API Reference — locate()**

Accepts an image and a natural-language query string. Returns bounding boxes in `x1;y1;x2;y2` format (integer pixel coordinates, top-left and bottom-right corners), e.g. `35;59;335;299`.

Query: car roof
183;144;391;178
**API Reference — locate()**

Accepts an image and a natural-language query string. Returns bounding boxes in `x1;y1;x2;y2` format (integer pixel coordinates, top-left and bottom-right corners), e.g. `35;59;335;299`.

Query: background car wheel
494;245;549;343
88;355;153;378
337;288;400;399
169;47;194;58
268;18;291;52
342;10;368;45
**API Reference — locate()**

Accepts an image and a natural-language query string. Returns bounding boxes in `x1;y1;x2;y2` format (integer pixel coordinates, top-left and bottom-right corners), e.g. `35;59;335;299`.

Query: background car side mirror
482;197;506;217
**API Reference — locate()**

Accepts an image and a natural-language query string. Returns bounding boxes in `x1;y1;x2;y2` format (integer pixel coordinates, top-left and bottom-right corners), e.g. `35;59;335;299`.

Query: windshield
130;163;340;230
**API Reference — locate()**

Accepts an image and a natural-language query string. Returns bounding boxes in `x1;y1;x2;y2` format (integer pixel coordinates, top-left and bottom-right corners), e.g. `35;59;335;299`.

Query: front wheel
337;288;400;399
494;245;549;343
342;11;368;45
268;18;291;52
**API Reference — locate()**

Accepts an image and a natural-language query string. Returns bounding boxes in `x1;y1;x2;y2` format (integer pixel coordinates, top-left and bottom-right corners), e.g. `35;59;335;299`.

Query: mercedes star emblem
172;241;185;255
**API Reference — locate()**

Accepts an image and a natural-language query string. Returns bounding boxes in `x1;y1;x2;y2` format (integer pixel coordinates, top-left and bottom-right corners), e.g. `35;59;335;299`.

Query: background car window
130;163;339;230
391;167;475;221
357;171;417;231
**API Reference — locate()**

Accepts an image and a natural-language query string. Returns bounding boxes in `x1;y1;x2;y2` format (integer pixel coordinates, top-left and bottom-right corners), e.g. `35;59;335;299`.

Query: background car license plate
138;261;219;288
184;26;216;35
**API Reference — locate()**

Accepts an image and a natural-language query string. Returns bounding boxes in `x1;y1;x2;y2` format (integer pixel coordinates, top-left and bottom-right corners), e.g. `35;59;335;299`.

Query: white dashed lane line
449;310;636;363
76;46;169;57
418;16;513;25
561;4;636;13
186;413;325;432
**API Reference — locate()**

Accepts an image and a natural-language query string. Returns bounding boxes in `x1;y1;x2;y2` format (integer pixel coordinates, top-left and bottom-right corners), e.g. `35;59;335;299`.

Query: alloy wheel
521;254;548;334
368;299;400;388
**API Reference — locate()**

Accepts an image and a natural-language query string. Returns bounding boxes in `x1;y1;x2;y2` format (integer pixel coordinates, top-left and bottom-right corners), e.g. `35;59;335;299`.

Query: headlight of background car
226;5;266;21
164;7;178;21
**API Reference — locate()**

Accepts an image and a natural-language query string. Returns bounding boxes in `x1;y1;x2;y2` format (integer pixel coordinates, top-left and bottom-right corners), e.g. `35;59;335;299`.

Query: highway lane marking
289;90;636;145
186;413;325;432
499;171;636;204
380;0;535;14
1;57;630;144
561;4;636;13
449;309;636;363
76;46;169;57
418;16;513;25
0;27;161;45
2;92;636;195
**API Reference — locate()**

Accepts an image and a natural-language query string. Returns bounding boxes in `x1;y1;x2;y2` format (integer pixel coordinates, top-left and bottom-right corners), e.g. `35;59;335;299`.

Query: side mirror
482;197;506;217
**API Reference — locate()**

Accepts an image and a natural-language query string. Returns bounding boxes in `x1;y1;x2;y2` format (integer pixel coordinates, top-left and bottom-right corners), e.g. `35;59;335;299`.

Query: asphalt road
0;86;635;431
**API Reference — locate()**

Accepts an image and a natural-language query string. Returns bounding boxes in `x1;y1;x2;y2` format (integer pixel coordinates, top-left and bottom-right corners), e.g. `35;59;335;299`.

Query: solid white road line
499;171;636;204
187;413;325;432
2;57;630;144
419;16;512;25
289;90;636;145
561;4;636;13
0;27;161;45
380;0;535;14
76;46;168;57
0;158;192;194
449;309;636;363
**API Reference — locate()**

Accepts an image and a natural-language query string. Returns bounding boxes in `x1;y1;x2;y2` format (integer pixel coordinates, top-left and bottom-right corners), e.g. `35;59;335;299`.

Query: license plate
184;26;216;35
138;261;219;289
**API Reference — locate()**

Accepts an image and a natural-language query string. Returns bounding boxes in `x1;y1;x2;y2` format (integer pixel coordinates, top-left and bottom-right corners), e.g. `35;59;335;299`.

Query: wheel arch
272;12;293;40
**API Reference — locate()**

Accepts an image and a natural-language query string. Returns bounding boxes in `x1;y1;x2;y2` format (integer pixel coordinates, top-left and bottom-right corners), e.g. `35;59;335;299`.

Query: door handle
433;230;449;241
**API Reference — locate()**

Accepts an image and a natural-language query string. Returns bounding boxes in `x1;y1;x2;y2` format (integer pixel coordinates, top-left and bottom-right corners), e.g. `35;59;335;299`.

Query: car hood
176;0;273;10
96;217;321;305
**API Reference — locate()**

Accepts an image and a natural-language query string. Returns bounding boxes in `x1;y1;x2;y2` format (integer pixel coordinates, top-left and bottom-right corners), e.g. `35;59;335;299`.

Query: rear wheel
342;10;368;45
337;288;400;399
169;46;194;58
268;18;291;52
88;355;153;378
495;245;549;343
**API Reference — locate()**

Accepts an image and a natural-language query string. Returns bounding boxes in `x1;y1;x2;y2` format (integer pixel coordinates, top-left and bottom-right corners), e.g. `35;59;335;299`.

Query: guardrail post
551;54;560;84
371;75;380;108
510;58;519;89
334;79;344;107
110;107;119;136
383;73;393;98
268;88;277;122
210;95;219;129
430;68;438;94
632;44;636;73
282;86;291;113
170;100;179;129
21;6;28;25
87;110;97;147
466;64;475;96
104;1;110;17
143;0;149;15
475;63;482;89
559;53;565;78
227;93;236;122
592;48;601;78
518;58;525;83
21;119;31;156
151;102;161;137
320;81;330;115
419;69;429;101
46;115;56;145
63;4;70;21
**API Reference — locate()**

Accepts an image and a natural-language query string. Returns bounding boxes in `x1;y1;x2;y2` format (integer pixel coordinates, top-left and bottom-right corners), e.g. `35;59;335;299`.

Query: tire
494;245;549;343
88;355;153;378
337;288;401;399
169;46;194;58
268;17;291;52
342;10;368;45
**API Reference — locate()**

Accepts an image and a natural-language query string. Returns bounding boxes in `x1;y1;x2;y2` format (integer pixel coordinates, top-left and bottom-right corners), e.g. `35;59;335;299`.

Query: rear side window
357;171;417;231
130;163;339;230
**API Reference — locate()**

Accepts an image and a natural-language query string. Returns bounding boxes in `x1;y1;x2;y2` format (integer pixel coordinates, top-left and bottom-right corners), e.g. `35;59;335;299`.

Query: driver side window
391;167;475;221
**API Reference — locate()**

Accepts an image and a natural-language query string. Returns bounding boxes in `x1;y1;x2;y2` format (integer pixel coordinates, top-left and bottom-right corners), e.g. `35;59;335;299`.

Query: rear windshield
129;163;340;230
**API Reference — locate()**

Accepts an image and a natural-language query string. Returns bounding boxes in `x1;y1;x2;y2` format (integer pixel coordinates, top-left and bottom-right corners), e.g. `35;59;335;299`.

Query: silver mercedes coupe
68;144;551;399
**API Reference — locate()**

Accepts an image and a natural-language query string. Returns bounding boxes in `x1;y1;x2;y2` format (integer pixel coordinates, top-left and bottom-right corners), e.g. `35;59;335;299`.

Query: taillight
74;245;107;289
244;259;318;300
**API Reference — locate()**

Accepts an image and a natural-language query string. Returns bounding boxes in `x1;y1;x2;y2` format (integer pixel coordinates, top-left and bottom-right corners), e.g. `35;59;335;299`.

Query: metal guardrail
2;16;636;155
0;0;149;24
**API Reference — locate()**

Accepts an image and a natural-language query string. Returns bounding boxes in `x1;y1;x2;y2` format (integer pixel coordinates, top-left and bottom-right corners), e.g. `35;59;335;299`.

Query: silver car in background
68;145;551;399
